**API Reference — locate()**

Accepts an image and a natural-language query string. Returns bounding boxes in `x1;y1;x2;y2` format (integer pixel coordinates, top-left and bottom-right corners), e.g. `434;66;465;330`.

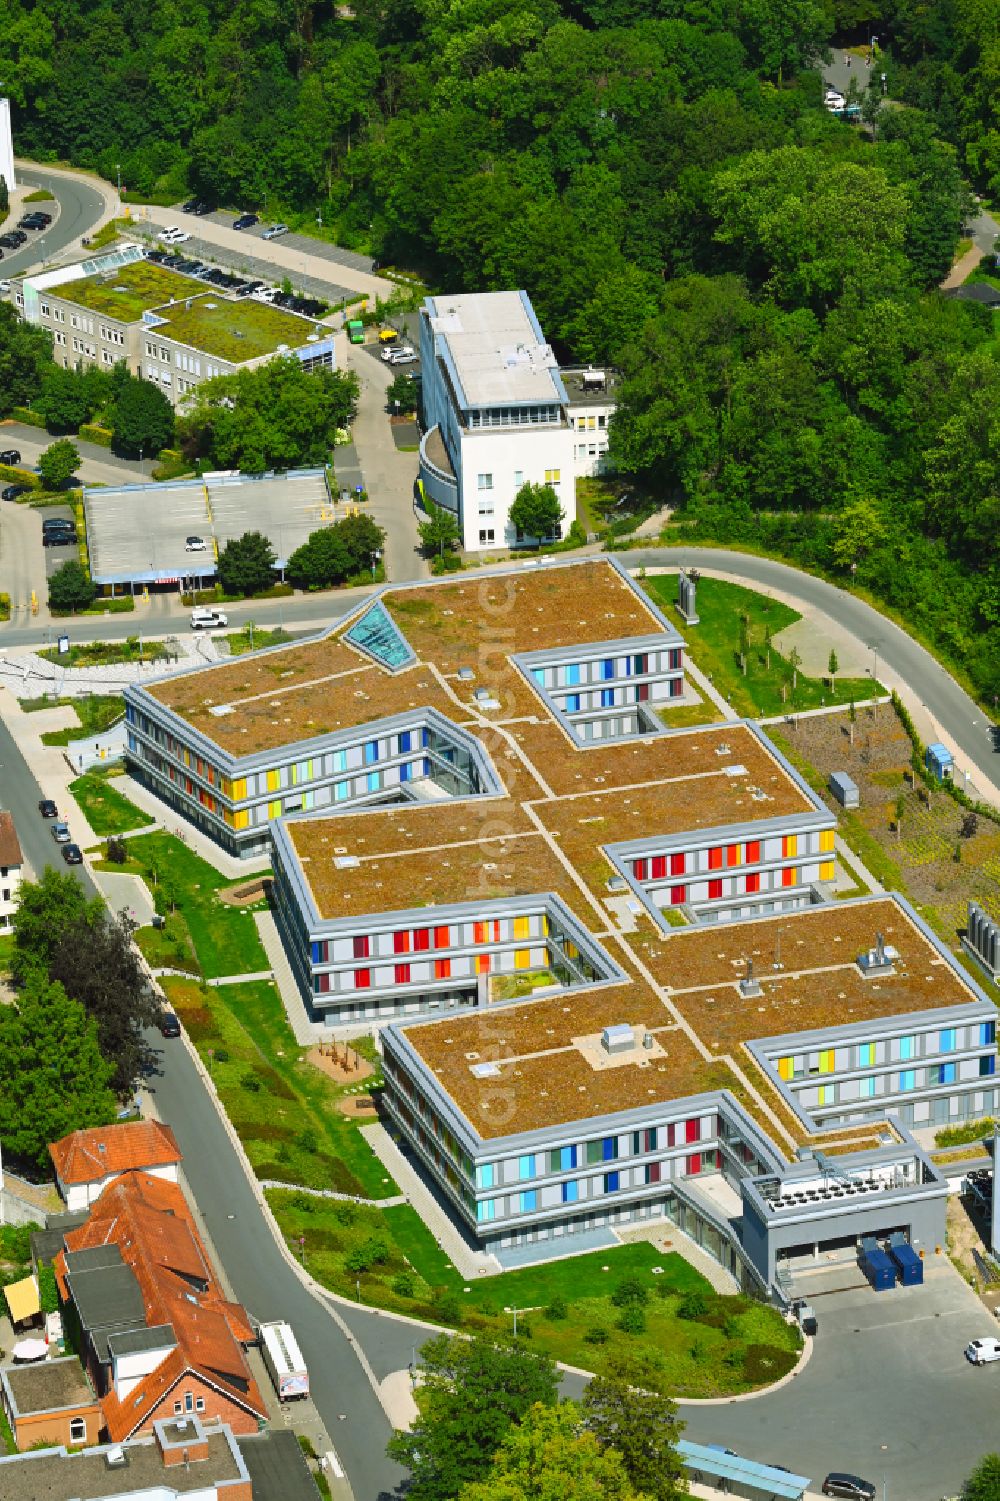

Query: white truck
259;1320;309;1400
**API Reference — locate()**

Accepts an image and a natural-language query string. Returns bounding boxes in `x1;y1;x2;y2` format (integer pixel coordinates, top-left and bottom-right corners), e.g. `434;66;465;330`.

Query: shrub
432;1289;463;1324
392;1271;416;1298
677;1289;710;1320
333;1201;357;1227
610;1274;649;1307
105;836;128;864
545;1296;568;1320
214;1047;230;1063
296;1127;319;1154
240;1070;263;1093
617;1304;646;1335
741;1343;798;1385
344;1235;390;1274
583;1326;609;1345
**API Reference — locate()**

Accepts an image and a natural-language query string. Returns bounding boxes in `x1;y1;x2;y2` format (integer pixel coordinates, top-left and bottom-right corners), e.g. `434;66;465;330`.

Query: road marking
325;1449;345;1478
841;1309;971;1334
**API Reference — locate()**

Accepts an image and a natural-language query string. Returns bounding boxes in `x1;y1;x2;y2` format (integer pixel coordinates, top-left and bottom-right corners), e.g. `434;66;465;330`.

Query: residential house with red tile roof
52;1172;265;1442
49;1121;182;1211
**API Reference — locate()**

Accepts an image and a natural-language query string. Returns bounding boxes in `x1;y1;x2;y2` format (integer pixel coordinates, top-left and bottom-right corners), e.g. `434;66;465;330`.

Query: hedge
79;422;113;447
891;692;1000;829
11;406;45;428
0;592;10;622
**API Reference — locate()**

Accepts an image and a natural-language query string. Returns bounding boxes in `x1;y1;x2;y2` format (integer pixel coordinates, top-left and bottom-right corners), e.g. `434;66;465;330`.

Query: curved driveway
2;164;108;277
629;546;999;798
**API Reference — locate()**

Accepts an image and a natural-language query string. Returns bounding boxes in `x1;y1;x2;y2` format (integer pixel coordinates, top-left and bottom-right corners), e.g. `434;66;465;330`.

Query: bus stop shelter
678;1440;812;1500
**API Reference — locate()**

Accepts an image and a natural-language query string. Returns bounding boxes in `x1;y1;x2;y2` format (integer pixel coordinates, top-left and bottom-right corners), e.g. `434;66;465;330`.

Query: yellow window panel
220;778;232;799
234;810;249;830
778;1056;793;1081
223;808;234;827
819;1049;835;1073
232;778;247;800
513;916;530;940
565;940;578;959
819;828;835;853
784;834;797;857
266;769;280;792
268;800;282;819
514;948;530;970
820;861;835;881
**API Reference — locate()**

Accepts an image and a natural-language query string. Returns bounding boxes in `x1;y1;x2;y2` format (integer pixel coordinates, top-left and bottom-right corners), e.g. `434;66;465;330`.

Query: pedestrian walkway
96;869;158;925
346;350;426;586
360;1122;499;1280
255;909;325;1045
0;635;220;702
0;688;101;853
115;772;257;879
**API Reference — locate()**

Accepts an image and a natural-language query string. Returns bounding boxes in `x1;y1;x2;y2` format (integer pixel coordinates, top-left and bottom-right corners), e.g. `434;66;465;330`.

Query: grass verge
69;771;153;836
38;639;170;668
28;694;125;745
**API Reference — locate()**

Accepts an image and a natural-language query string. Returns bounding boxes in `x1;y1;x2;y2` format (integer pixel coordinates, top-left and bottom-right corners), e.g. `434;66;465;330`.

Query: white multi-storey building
0;810;24;933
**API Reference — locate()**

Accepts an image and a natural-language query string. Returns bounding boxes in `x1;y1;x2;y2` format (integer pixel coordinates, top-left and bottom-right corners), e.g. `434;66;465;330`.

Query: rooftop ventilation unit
457;667;475;681
739;958;761;998
601;1023;635;1055
334;855;360;869
105;1447;128;1469
723;763;748;778
208;703;234;717
857;931;899;977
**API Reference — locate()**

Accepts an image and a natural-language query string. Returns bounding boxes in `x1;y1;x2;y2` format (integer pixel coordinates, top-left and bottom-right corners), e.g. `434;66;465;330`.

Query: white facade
458;423;575;550
0;815;23;933
561;368;616;479
0;100;14;196
59;1161;179;1214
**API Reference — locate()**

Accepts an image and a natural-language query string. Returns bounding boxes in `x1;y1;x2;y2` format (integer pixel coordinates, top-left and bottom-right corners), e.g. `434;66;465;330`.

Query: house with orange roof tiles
49;1121;182;1211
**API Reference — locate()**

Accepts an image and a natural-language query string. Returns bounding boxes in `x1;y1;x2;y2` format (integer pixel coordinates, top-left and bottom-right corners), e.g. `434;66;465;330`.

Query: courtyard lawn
31;694;125;746
95;830;268;978
642;574;878;718
161;975;394;1199
226;626;295;656
133;912;199;973
69;772;154;836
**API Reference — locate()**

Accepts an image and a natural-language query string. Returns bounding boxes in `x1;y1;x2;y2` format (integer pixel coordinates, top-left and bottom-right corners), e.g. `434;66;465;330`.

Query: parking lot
130;222;358;308
680;1260;1000;1499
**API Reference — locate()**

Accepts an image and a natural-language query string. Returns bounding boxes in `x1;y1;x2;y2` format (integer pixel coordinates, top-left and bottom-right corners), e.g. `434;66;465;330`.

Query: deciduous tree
458;1400;648;1501
417;501;460;559
217;530;276;597
37;437;80;489
581;1356;686;1500
48;559;96;614
510;483;564;543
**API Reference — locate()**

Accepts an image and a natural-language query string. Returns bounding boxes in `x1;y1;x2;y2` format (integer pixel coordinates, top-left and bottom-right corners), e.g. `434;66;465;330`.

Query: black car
61;843;84;865
160;1011;182;1038
233;212;259;230
42;514;75;530
38;798;58;818
0;233;22;249
821;1476;876;1500
2;484;28;502
189;200;213;216
0;448;21;464
42;526;76;547
182;198;201;213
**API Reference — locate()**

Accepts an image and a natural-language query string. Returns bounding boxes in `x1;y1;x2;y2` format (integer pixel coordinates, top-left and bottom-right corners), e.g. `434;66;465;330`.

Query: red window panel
670;852;685;876
782;866;795;888
687;1153;702;1175
708;879;723;900
434;925;450;949
434;957;451;980
394;963;411;984
636;681;650;702
353;934;370;960
665;1123;676;1147
670;885;686;906
651;856;667;880
782;835;792;858
745;840;761;863
473;921;487;944
745;872;761;894
393;930;410;955
491;920;501;942
354;968;371;989
685;1118;700;1143
634;858;649;881
317;971;330;993
726;843;740;867
708;846;723;870
414;928;430;951
646;1160;661;1184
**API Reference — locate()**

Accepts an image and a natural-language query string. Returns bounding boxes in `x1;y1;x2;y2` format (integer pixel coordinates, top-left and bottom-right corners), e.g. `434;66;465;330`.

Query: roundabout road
630;546;1000;800
2;162;109;278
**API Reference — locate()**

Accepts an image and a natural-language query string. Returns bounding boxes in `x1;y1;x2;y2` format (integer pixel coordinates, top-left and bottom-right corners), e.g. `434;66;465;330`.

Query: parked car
966;1337;1000;1365
0;448;22;464
262;222;289;240
190;200;214;216
821;1478;876;1501
160;1011;182;1038
42;526;77;547
0;233;23;250
190;607;228;629
42;515;75;530
61;843;84;865
2;484;28;502
184;534;208;553
38;799;58;818
158;226;191;244
51;820;71;843
233;212;259;230
387;347;417;366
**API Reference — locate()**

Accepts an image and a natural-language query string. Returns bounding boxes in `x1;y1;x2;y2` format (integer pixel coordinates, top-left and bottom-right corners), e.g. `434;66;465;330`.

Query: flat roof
84;471;337;587
57;259;201;321
426;290;564;408
236;1429;322;1501
149;293;323;362
560;366;618;407
0;1428;242;1501
2;1357;93;1417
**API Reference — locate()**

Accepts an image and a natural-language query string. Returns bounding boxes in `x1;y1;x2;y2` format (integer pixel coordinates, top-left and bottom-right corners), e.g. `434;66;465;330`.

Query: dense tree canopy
177;360;358;472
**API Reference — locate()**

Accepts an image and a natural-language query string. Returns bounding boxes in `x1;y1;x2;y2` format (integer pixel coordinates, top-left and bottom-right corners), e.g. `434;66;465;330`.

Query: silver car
51;820;71;843
262;223;289;240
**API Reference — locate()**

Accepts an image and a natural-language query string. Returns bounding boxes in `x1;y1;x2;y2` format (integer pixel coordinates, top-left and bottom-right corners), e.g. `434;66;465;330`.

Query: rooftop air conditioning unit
105;1447;128;1469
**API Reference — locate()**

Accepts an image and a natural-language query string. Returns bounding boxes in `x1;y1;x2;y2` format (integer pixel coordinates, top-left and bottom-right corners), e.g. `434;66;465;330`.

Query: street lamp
116;163;121;198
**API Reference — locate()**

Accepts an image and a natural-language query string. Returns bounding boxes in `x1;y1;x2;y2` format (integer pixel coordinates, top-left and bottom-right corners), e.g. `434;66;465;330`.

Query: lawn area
268;1190;801;1396
161;975;395;1199
642;574;878;717
69;771;154;835
657;682;723;729
95;830;269;978
0;933;13;975
134;911;199;973
226;626;295;656
31;694;126;746
38;639;171;668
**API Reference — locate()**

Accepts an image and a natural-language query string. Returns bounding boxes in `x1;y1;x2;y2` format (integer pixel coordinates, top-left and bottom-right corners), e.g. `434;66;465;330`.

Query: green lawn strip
643;574;877;717
38;641;170;668
69;773;154;835
226;627;295;656
95;831;268;977
465;1242;702;1313
161;975;395;1198
36;694;126;745
134;912;200;973
381;1203;465;1291
0;934;12;975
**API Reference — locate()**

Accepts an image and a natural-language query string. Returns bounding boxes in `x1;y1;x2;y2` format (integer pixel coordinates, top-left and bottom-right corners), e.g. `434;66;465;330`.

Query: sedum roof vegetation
148;293;322;362
56;259;201;321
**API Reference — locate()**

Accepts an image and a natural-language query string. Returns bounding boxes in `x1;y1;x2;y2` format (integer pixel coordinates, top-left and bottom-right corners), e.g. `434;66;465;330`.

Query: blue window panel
981;1054;997;1078
519;1190;537;1213
565;663;580;687
476;1198;496;1223
561;1179;579;1204
566;693;581;713
421;728;430;748
332;749;347;773
399;762;412;783
310;941;322;964
559;1145;577;1171
344;600;414;669
940;1028;957;1052
364;740;379;765
899;1036;914;1062
603;1170;620;1194
898;1070;916;1092
367;771;381;794
938;1062;956;1085
982;1022;996;1047
476;1163;495;1190
600;687;614;708
398;730;412;754
858;1043;874;1067
126;703;136;724
532;668;545;686
601;658;614;681
334;780;350;802
422;757;432;776
127;733;137;753
519;1154;536;1180
601;1136;617;1162
860;1076;876;1098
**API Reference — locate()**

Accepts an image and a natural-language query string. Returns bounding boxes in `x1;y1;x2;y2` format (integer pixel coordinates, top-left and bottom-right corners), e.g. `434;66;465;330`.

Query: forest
1;0;999;699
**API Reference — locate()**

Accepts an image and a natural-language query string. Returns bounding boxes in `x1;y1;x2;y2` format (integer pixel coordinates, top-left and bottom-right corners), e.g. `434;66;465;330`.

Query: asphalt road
0;421;150;487
1;166;107;278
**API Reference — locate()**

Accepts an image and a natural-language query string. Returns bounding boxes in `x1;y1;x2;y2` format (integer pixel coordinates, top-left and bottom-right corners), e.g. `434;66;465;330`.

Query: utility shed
828;771;859;809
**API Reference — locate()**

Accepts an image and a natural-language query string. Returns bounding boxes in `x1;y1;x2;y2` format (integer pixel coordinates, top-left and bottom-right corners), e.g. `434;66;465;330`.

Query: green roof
150;295;324;363
58;260;200;321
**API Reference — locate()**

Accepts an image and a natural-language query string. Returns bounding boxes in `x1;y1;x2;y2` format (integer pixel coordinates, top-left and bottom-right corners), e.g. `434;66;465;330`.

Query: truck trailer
259;1320;309;1400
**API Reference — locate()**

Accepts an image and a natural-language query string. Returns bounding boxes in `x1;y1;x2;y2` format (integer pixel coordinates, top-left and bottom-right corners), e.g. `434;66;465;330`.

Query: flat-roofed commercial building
14;243;333;407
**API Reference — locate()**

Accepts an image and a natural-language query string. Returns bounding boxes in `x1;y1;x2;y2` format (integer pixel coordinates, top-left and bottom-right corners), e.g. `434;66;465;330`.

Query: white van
190;607;228;630
966;1338;1000;1365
